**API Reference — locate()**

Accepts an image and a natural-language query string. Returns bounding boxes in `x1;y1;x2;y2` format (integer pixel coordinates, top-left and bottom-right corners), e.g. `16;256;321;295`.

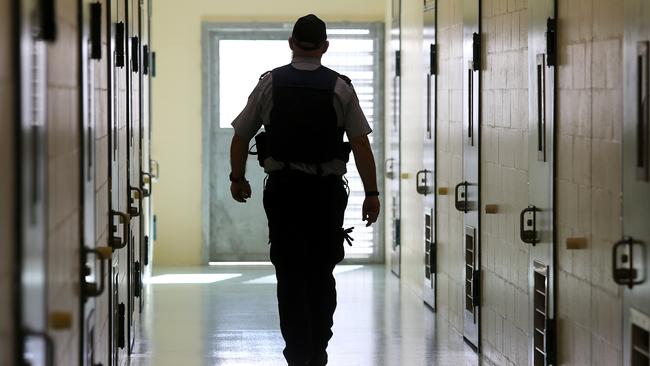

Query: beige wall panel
0;0;14;364
152;0;386;265
47;2;81;364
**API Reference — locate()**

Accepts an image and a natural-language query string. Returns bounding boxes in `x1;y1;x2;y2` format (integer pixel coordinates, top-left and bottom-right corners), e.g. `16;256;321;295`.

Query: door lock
454;181;469;212
416;169;433;195
110;210;130;250
129;186;143;217
613;236;646;288
82;246;113;299
519;205;540;245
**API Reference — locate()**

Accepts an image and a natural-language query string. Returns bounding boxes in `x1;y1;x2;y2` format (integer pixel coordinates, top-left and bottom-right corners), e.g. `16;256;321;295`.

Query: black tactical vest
268;64;344;164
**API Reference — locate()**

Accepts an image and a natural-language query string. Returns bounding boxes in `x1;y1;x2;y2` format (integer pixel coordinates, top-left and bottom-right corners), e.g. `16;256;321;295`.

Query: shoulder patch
338;74;352;85
259;70;272;81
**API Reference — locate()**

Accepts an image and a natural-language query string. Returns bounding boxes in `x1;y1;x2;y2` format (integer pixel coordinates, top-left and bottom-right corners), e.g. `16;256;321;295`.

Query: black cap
292;14;327;50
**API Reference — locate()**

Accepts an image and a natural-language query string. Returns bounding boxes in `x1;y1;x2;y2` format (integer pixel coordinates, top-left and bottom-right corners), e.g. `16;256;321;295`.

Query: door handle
142;172;152;197
82;246;112;299
23;330;55;366
613;236;647;288
129;186;143;217
454;181;468;212
519;205;540;245
385;158;395;179
416;169;432;195
110;210;130;250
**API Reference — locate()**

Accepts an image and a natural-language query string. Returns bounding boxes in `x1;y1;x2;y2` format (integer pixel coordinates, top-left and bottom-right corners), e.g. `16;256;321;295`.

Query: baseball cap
292;14;327;50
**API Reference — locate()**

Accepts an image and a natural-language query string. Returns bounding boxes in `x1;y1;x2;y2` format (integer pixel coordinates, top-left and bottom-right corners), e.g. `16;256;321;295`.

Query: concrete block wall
390;0;626;364
0;0;15;364
480;0;531;365
47;0;82;364
556;0;624;364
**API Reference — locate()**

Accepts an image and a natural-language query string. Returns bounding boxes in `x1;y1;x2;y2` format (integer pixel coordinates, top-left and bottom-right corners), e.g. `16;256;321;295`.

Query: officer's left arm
350;135;380;226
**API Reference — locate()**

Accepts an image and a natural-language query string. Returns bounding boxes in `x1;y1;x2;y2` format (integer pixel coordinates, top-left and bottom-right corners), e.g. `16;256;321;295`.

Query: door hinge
546;17;557;67
430;43;437;75
116;22;125;67
472;32;481;71
395;50;401;77
546;318;557;364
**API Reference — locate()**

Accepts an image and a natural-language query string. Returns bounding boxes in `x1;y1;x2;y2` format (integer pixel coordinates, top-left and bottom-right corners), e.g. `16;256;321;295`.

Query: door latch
142;172;153;197
82;246;113;300
613;236;647;288
110;210;130;250
416;169;433;195
454;181;469;212
385;158;395;180
519;205;540;245
129;186;143;217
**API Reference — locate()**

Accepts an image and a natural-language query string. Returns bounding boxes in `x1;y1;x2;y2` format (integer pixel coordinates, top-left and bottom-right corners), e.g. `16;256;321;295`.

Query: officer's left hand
362;196;380;227
230;181;252;203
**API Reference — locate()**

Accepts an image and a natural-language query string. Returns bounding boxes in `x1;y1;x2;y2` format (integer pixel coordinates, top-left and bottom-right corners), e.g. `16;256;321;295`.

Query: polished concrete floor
130;265;478;366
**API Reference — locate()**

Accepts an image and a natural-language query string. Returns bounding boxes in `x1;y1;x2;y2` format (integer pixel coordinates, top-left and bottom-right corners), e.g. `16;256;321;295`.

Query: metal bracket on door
129;186;143;217
131;36;140;72
454;181;469;212
134;261;142;298
82;246;113;299
110;210;130;250
22;330;55;366
38;0;57;41
416;169;433;195
385;158;395;180
519;205;540;245
90;2;102;60
613;236;647;288
142;172;152;197
116;22;125;68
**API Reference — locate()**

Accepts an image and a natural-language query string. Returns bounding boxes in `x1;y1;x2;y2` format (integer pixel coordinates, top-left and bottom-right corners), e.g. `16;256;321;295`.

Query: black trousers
263;170;348;365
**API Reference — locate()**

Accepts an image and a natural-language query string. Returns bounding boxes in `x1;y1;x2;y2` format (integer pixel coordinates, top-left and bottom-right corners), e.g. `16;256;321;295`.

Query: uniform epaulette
338;74;352;85
259;70;272;80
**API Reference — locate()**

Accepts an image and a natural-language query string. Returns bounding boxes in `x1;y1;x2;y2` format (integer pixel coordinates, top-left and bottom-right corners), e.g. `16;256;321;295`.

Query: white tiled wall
47;1;81;364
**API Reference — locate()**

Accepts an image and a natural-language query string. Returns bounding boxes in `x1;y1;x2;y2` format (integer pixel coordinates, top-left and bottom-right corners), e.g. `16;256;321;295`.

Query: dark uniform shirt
231;56;372;175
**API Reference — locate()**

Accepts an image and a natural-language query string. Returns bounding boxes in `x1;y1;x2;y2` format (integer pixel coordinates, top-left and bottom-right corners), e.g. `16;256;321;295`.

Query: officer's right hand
230;181;252;203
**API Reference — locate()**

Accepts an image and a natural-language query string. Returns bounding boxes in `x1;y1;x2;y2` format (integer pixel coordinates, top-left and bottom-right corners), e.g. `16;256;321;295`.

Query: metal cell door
523;1;557;365
457;0;481;350
16;0;55;364
617;2;650;365
418;0;438;310
79;1;112;365
107;0;130;363
388;0;402;277
138;0;153;310
126;0;142;352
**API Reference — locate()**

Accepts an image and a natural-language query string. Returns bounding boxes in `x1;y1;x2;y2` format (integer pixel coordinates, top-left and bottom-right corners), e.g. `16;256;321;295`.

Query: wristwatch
365;191;379;197
229;172;247;184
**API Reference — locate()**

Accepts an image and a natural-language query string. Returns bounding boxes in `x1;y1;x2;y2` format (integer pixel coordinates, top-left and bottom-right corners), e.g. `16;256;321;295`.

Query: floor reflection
130;265;478;366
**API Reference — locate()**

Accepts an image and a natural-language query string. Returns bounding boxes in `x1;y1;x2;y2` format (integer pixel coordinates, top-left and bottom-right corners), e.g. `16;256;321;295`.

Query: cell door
16;0;55;364
138;0;153;308
107;0;130;363
126;0;143;352
457;0;481;350
388;0;402;277
522;2;557;365
418;1;438;310
79;1;112;365
616;2;650;365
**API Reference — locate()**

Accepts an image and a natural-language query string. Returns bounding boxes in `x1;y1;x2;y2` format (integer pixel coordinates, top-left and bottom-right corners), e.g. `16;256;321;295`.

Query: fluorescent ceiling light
147;273;241;284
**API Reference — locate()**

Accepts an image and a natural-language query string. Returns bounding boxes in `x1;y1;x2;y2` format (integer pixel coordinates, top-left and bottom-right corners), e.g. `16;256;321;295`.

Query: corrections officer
228;14;380;366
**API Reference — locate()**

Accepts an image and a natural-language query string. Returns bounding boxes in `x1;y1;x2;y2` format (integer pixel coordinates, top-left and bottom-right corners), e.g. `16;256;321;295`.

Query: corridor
129;265;478;366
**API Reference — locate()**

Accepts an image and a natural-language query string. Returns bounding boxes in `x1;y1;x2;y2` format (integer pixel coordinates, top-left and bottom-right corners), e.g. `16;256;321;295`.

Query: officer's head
289;14;329;57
